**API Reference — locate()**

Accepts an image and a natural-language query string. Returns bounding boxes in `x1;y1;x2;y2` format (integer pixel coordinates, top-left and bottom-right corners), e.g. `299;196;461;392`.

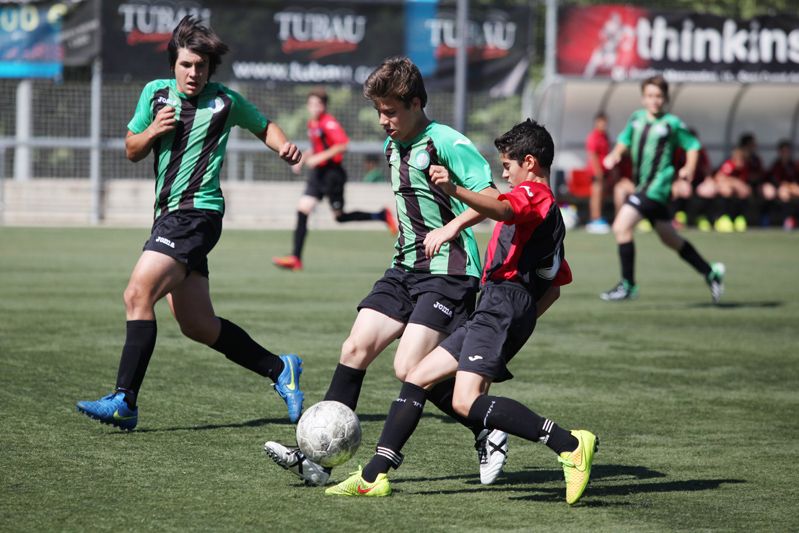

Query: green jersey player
76;16;305;430
601;75;725;303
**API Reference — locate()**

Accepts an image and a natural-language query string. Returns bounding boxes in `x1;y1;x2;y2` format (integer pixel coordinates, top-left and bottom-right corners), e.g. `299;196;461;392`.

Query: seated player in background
713;147;752;232
325;119;598;506
671;128;715;230
768;140;799;230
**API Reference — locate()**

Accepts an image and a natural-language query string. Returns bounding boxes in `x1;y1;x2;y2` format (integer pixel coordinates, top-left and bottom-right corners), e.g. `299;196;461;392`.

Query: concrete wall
0;179;396;230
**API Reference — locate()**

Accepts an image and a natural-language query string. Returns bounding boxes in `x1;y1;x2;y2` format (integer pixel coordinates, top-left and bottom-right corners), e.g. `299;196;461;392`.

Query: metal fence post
90;58;103;224
14;79;32;181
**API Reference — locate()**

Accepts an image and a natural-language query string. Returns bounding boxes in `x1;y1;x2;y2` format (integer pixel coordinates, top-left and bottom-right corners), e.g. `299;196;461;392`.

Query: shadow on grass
689;300;783;309
400;464;744;503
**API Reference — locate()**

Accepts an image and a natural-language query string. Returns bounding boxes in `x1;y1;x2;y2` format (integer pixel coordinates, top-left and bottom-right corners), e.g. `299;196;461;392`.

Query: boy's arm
423;192;497;258
603;142;628;170
304;141;348;168
430;164;512;221
125;106;176;162
256;122;301;165
677;149;699;180
536;285;560;318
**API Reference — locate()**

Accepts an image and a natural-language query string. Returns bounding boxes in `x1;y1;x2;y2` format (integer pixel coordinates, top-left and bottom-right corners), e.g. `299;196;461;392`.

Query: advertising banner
557;4;799;83
0;1;63;78
99;0;530;93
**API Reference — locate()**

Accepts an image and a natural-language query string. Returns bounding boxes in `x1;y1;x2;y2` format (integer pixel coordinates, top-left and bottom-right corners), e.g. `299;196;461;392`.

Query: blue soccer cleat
76;391;138;430
274;354;304;423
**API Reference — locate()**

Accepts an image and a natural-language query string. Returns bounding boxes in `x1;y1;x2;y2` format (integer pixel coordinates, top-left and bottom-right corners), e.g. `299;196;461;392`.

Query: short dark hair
641;75;669;100
363;56;427;108
594;111;607;121
738;132;756;148
777;139;791;151
308;87;328;106
168;16;228;77
494;119;554;170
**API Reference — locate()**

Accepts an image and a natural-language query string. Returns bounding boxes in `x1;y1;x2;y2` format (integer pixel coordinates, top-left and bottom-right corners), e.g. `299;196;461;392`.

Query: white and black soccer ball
559;203;579;230
296;401;361;468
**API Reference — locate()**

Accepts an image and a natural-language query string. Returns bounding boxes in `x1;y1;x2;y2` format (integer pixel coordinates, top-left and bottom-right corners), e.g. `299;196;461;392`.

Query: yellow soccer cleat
325;467;391;497
558;430;598;505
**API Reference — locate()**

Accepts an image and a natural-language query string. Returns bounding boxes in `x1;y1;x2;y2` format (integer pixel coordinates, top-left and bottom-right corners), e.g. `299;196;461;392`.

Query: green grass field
1;226;798;532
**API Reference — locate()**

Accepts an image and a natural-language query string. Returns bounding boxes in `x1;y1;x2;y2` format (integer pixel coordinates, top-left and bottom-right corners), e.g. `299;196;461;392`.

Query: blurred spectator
769;140;799;230
585;112;611;233
672;128;715;231
713;147;752;232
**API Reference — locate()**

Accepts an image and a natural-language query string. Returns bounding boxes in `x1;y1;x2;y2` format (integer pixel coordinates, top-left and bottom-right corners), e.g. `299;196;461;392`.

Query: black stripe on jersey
387;145;406;265
397;146;430;270
150;88;170;182
643;123;671;194
179;91;232;209
157;97;198;213
633;123;651;184
425;141;466;273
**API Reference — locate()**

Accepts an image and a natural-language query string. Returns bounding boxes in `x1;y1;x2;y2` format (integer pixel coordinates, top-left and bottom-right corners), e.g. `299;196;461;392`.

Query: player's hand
423;224;459;258
677;166;692;180
291;161;303;175
280;142;302;165
147;106;177;138
429;165;456;195
603;153;620;170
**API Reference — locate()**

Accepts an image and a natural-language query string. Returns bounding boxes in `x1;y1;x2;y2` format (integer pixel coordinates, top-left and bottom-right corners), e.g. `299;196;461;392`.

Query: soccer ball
296;401;361;468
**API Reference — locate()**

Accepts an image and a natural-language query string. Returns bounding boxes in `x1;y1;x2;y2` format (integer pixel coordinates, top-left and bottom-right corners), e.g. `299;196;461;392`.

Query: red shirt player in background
273;88;397;271
671;128;716;230
768;139;799;229
585;112;611;234
713;147;752;232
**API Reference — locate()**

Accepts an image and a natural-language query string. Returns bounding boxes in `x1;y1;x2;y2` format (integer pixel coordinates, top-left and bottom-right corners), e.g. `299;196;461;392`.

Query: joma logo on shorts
155;236;175;248
433;301;453;317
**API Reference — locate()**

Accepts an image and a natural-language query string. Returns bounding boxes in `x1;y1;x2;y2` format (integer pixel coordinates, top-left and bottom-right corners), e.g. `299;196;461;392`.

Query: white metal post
14;79;33;181
90;57;103;224
454;0;469;134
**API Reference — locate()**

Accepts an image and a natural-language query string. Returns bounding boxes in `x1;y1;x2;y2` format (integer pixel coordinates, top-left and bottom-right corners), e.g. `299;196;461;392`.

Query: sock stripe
375;446;404;468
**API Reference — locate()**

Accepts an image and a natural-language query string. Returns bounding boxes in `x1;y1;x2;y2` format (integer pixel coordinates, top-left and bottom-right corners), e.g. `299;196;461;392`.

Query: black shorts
358;267;479;335
625;192;671;223
304;164;347;211
440;282;537;383
143;209;222;278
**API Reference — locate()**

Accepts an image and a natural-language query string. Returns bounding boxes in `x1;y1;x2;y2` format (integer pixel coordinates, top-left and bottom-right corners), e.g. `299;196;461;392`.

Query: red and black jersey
769;159;798;185
718;158;749;182
308;112;348;166
482;181;573;300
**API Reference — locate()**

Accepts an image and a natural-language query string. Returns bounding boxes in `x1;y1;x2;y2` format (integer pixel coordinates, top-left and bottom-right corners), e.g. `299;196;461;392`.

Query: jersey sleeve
586;131;599;153
127;82;158;134
616;112;637;147
675;119;701;151
552;258;573;286
719;159;735;176
435;129;493;192
497;182;554;227
226;88;269;135
323;116;349;145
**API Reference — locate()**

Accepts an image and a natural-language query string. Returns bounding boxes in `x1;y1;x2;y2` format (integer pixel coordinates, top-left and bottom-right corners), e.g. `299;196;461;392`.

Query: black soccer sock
678;241;712;277
363;382;427;482
466;395;578;455
292;212;308;260
115;320;157;409
619;241;635;286
336;210;382;222
323;363;366;410
210;318;284;381
427;377;482;438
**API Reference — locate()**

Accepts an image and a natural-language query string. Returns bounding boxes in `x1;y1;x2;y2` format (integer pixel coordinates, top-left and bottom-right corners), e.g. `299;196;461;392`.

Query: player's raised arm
257;122;301;165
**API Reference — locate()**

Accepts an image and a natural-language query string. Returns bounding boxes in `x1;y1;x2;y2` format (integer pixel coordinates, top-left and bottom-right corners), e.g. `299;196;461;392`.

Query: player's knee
123;283;150;313
177;319;212;344
340;337;368;367
451;394;475;419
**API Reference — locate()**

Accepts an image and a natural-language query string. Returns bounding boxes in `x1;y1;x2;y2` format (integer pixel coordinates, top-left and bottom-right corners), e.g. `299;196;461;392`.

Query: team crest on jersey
653;123;668;137
415;151;430;170
207;97;225;114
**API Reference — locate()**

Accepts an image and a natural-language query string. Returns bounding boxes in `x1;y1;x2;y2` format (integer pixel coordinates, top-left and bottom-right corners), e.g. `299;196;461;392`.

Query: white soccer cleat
263;441;331;486
475;429;508;485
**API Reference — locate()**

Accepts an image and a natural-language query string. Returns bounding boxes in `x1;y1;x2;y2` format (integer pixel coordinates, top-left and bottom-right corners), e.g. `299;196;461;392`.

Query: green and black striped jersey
617;109;701;205
384;121;493;278
128;79;269;218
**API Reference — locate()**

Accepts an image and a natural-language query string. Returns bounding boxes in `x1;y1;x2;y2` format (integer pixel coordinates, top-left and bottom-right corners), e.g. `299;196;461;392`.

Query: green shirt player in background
601;75;725;303
76;16;305;430
265;57;511;487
